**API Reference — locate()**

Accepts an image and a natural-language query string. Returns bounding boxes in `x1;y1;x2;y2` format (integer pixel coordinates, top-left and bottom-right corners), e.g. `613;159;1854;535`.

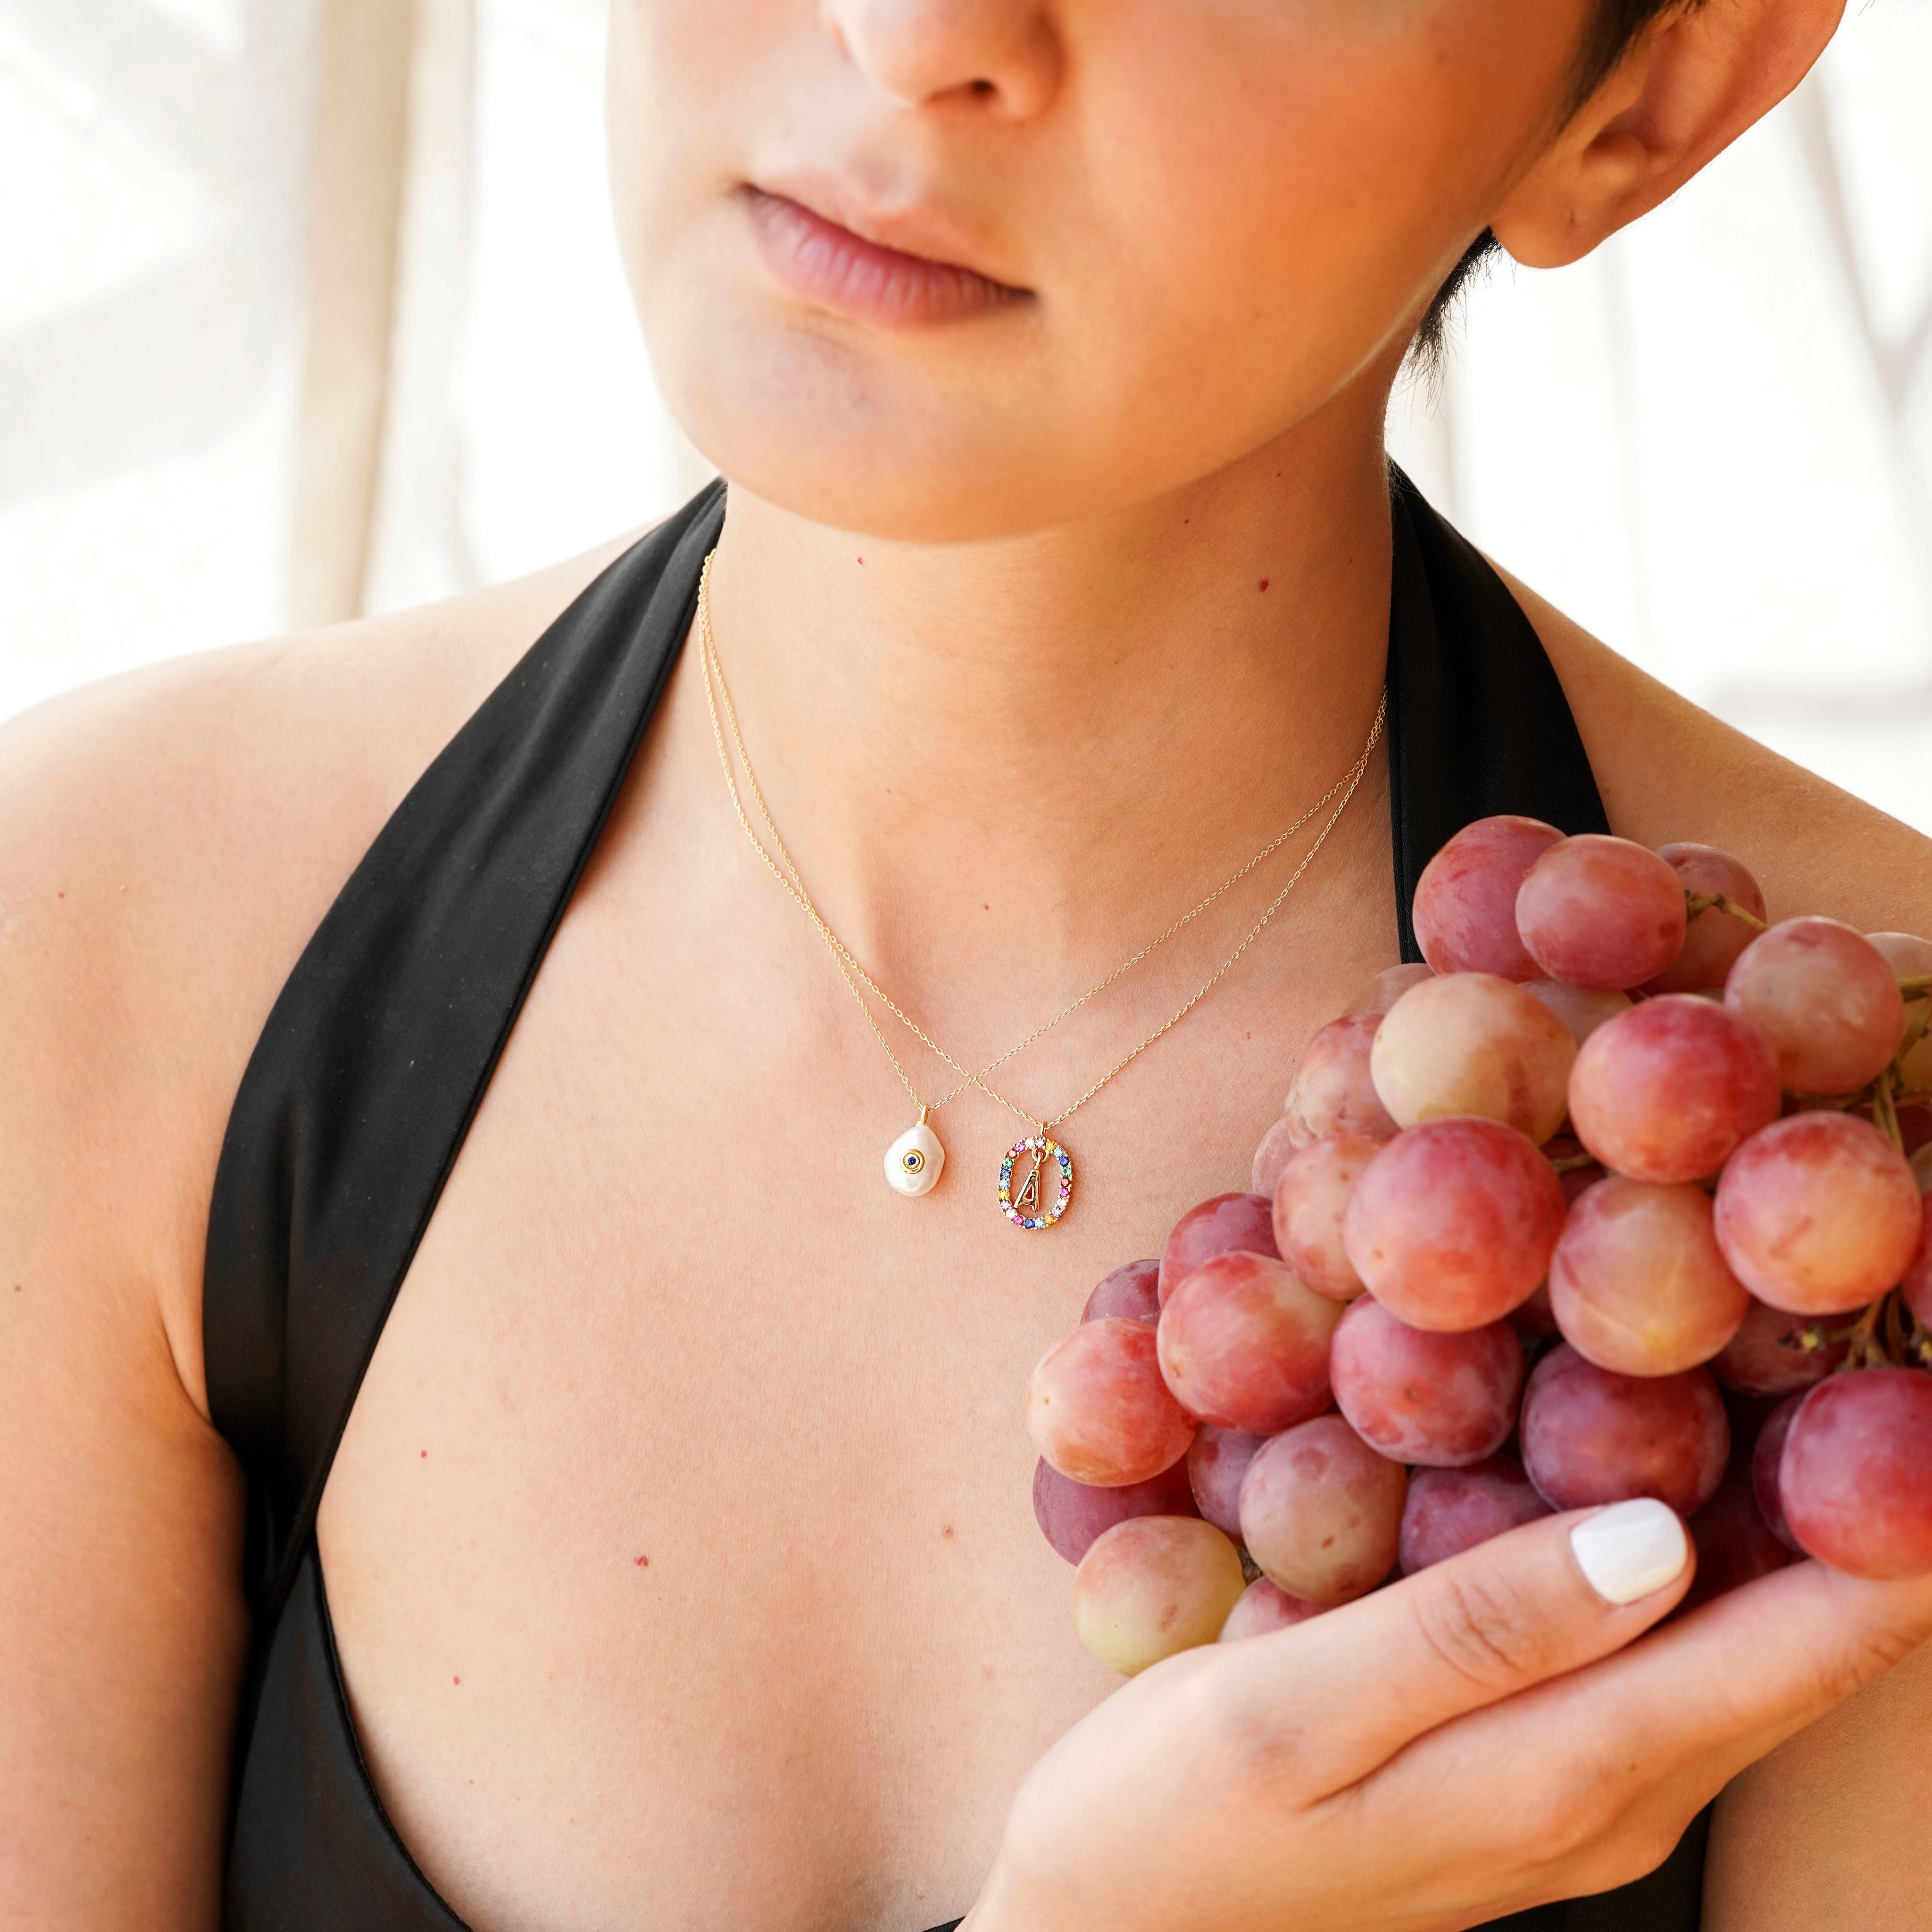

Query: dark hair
1410;0;1695;368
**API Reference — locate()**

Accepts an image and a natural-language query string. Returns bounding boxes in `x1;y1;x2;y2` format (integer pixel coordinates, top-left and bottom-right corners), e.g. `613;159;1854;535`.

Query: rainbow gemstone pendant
999;1134;1074;1231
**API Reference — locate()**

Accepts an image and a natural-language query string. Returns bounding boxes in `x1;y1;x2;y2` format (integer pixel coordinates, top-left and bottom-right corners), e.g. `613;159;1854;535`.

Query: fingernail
1571;1500;1690;1605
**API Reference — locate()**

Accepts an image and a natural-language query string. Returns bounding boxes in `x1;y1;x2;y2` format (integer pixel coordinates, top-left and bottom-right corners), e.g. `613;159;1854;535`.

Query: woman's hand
966;1499;1932;1932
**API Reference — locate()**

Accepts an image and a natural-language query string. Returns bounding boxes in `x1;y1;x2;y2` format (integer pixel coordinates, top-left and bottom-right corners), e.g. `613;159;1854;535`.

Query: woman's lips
744;187;1029;329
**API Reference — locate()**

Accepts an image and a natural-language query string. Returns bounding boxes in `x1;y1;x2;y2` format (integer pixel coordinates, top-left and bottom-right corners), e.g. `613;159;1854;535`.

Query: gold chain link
696;549;1383;1135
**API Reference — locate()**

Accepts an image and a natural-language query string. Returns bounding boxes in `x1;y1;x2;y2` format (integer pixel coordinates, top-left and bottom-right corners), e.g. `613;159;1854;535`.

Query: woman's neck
698;372;1397;1037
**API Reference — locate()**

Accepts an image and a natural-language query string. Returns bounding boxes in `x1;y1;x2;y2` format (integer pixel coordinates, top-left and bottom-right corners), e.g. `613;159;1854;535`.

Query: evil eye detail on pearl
883;1122;946;1197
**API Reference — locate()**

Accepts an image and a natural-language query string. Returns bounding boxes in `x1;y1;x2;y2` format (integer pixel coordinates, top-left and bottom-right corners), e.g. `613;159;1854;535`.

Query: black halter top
203;470;1707;1930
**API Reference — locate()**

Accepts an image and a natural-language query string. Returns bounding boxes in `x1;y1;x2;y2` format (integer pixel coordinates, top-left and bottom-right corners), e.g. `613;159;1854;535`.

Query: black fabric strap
225;1556;472;1929
1386;466;1611;963
203;481;727;1635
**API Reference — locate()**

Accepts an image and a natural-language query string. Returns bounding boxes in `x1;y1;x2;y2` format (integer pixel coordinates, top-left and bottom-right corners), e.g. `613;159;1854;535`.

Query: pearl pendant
884;1121;945;1197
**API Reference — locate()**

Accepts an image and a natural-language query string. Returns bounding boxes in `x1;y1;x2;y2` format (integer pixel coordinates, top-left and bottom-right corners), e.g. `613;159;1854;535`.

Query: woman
4;0;1929;1927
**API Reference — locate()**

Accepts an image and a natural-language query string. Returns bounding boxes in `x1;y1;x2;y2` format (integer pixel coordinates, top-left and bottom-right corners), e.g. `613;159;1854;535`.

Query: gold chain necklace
695;550;1384;1229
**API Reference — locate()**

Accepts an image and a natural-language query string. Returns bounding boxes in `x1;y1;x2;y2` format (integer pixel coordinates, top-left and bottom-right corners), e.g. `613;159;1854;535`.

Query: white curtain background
3;0;1930;832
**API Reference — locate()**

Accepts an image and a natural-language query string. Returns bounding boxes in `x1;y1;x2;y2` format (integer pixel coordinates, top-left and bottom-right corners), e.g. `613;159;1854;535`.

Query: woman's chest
312;841;1392;1931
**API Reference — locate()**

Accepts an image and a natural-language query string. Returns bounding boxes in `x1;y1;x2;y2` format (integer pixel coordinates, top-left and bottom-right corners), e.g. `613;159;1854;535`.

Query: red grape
1904;1217;1932;1332
1329;1296;1524;1466
1548;1176;1749;1376
1713;1112;1923;1316
1679;1457;1793;1612
1516;834;1688;991
1342;1118;1566;1331
1345;962;1436;1015
1271;1133;1378;1301
1412;815;1564;981
1186;1425;1268;1538
1282;1014;1400;1149
1867;931;1932;1095
1865;930;1932;978
1083;1258;1161;1326
1780;1369;1932;1579
1239;1416;1408;1607
1399;1456;1552;1574
1073;1517;1248;1675
1158;1192;1281;1305
1523;979;1632;1046
1250;1114;1300;1197
1219;1577;1324;1641
1157;1251;1341;1434
1027;1318;1197;1486
1567;995;1781;1185
1369;972;1575;1144
1644;844;1768;995
1725;918;1905;1095
1520;1344;1729;1515
1032;1456;1197;1564
1751;1393;1804;1553
1711;1295;1849;1397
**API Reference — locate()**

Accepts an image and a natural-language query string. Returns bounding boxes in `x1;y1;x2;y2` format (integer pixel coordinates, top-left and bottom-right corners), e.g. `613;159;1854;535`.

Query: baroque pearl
884;1121;945;1197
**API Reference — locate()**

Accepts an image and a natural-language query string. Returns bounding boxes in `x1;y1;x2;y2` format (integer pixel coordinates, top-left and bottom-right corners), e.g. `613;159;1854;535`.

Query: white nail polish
1571;1500;1690;1605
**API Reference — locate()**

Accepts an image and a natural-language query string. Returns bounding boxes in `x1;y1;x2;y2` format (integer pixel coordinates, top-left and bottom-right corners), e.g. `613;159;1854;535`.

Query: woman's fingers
1361;1555;1932;1892
1494;1556;1932;1798
1226;1498;1694;1791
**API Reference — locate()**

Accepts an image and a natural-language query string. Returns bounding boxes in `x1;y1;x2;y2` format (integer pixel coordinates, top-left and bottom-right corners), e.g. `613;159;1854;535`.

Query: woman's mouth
743;186;1032;330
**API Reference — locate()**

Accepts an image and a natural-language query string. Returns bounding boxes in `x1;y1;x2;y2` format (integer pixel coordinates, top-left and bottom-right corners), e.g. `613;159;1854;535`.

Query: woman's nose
821;0;1062;116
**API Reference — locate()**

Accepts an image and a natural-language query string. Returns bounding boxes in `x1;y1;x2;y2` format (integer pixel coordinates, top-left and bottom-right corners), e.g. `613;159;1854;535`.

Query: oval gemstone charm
884;1121;945;1197
999;1135;1074;1230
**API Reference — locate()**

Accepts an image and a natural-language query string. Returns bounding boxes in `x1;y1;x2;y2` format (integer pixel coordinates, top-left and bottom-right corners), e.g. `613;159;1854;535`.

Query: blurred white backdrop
2;0;1930;830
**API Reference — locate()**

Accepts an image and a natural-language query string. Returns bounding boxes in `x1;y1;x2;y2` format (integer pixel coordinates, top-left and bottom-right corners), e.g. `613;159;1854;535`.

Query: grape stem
1845;1295;1891;1371
1884;1293;1920;1369
1899;973;1932;999
1683;890;1768;931
1894;1002;1931;1098
1874;1068;1905;1155
1838;1290;1918;1372
1547;1152;1598;1176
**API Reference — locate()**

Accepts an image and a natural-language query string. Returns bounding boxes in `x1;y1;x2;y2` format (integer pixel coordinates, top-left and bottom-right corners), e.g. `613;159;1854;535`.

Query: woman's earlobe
1490;0;1844;271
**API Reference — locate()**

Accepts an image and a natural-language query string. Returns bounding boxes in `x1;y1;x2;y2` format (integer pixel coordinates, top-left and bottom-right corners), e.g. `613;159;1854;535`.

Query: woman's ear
1491;0;1845;269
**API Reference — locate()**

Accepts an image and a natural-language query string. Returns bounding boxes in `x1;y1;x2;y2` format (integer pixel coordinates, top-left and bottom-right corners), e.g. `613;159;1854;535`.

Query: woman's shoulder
1502;565;1932;939
0;535;632;1411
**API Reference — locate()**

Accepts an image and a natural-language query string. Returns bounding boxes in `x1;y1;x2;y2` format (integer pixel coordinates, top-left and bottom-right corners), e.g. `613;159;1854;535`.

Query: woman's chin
648;278;1400;547
653;313;1102;543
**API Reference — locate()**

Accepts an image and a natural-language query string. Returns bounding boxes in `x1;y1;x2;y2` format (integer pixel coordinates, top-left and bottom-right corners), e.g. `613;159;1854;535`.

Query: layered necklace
696;552;1383;1231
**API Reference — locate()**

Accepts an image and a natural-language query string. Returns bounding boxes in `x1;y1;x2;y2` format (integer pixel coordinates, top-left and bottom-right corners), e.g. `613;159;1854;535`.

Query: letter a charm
998;1134;1074;1231
1012;1152;1043;1213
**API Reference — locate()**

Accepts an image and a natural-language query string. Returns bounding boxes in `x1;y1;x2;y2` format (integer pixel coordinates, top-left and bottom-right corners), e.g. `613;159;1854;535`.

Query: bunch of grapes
1027;819;1932;1676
